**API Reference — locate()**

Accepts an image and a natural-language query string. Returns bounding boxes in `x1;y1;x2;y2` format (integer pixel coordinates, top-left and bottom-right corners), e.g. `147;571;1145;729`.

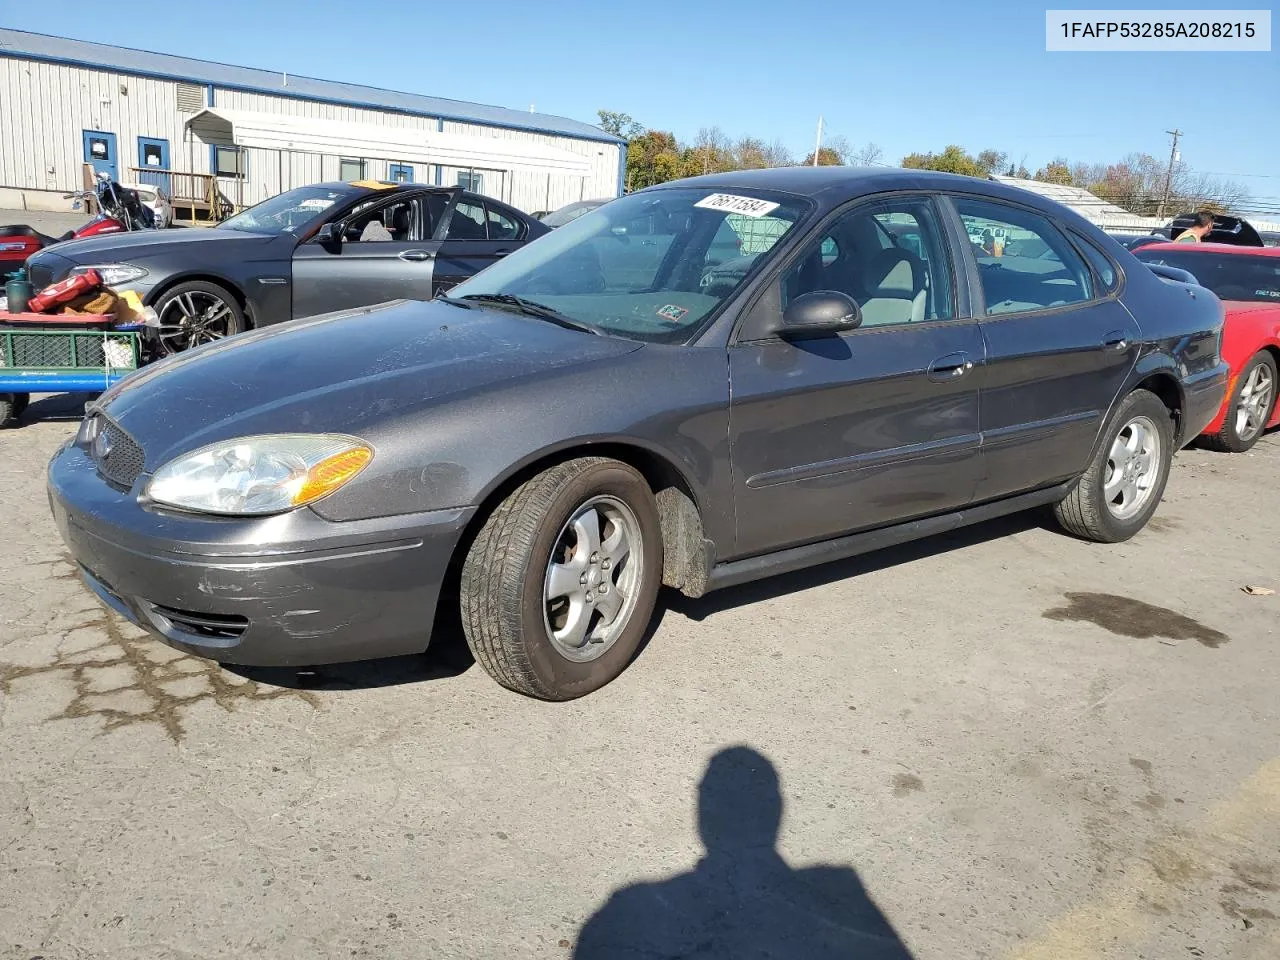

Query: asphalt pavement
2;395;1279;960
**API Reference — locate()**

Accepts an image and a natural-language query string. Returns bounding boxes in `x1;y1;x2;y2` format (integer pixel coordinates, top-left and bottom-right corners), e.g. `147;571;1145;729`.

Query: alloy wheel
1104;415;1162;520
543;495;644;662
1234;362;1274;443
157;291;236;354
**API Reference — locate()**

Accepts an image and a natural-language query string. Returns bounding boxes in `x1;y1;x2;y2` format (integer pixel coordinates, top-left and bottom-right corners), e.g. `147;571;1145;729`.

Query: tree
901;145;987;177
1034;159;1074;185
851;142;884;167
976;149;1008;176
596;109;643;140
800;146;843;166
626;129;680;190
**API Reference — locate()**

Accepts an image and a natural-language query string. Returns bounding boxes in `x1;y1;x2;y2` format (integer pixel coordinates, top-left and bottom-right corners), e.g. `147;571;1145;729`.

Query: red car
1136;243;1280;451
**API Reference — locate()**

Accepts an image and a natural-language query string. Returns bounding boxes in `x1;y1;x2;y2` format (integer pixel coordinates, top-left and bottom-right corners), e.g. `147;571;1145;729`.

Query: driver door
291;192;446;318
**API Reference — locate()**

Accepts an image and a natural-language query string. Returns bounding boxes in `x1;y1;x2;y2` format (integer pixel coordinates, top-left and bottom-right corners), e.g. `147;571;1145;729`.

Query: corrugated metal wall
0;56;620;215
0;58;207;193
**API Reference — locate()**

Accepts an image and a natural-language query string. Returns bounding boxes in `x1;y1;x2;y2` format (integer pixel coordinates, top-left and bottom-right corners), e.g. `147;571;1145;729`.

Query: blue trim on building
0;30;623;147
617;143;628;196
434;165;443;186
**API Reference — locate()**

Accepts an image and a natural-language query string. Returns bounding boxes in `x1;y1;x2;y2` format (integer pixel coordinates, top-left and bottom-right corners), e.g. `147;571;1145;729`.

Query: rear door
430;196;530;296
727;194;985;558
947;196;1140;500
291;191;446;318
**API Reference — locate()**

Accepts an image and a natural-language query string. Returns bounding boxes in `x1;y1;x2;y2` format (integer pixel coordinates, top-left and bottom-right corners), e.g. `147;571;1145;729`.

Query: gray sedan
48;167;1229;700
25;182;547;354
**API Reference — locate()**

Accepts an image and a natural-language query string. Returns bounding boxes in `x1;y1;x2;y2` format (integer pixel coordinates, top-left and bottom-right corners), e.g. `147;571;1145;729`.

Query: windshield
449;188;809;342
220;185;356;235
1136;249;1280;304
541;200;608;227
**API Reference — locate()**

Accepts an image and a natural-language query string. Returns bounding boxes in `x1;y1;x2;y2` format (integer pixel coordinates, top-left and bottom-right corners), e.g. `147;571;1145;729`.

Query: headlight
73;264;148;285
146;434;373;516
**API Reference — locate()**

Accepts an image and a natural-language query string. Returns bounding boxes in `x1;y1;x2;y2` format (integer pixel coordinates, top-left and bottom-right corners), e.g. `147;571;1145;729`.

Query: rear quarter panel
1215;303;1280;431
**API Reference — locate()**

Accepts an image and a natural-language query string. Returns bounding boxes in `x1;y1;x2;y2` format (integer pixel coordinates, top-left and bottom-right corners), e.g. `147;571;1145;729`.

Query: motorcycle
1;172;157;279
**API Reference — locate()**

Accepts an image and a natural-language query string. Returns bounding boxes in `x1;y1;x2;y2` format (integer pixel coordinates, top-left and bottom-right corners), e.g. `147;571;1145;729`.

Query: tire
10;392;28;418
0;394;15;428
460;457;663;700
1203;351;1276;453
1054;389;1174;543
153;280;244;355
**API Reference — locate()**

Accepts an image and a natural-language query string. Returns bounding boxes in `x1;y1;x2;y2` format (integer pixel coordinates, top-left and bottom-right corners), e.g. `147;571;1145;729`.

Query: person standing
1175;211;1215;243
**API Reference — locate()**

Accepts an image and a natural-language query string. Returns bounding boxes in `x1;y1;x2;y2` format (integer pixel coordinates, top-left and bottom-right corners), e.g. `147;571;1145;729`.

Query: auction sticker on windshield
694;194;781;218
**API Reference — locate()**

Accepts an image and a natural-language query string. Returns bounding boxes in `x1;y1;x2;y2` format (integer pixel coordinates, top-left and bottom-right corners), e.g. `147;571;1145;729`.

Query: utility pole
1156;129;1181;219
813;116;823;166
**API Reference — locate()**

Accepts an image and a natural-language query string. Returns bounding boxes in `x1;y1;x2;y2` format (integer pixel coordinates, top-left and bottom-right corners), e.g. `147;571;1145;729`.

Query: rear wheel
153;280;244;355
460;457;663;700
1204;351;1276;453
1054;389;1174;543
0;393;16;428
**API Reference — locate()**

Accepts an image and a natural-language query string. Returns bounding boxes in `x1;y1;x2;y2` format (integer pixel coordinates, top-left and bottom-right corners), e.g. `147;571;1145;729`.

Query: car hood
51;227;274;262
97;298;643;468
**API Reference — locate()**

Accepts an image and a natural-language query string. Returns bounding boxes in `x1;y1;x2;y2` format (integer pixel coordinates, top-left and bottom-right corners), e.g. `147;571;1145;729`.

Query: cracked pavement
2;393;1278;959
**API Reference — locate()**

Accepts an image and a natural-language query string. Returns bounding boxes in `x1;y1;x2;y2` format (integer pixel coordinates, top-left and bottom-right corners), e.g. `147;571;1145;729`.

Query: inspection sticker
694;193;780;218
657;304;689;322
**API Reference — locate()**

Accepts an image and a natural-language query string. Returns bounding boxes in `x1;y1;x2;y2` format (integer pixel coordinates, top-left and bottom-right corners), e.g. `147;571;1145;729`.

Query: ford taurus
48;168;1229;700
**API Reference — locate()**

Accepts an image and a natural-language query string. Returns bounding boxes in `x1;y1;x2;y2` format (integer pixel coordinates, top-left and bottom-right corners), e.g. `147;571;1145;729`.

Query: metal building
0;28;625;216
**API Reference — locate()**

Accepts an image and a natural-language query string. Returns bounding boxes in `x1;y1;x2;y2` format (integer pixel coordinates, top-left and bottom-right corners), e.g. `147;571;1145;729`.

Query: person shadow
573;746;915;959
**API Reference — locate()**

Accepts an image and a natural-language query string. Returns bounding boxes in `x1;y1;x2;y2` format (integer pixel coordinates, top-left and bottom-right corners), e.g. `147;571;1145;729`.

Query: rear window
1136;250;1280;303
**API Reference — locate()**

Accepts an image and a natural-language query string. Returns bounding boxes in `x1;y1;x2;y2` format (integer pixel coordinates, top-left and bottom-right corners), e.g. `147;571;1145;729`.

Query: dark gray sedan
48;168;1229;700
25;182;547;354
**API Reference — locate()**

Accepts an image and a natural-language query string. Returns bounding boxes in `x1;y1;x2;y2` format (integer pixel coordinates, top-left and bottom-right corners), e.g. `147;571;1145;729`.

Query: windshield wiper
456;293;600;335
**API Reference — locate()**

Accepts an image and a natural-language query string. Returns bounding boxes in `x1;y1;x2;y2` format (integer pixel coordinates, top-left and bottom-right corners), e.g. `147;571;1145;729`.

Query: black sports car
25;182;548;353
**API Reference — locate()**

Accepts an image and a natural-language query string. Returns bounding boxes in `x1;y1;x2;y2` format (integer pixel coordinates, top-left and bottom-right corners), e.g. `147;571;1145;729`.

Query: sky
5;0;1279;197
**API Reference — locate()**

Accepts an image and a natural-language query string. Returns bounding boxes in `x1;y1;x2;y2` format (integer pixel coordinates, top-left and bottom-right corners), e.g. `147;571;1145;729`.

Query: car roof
641;166;1103;226
1137;242;1280;259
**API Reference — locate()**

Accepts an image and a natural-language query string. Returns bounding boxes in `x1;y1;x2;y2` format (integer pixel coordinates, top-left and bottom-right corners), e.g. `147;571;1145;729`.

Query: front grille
90;415;146;489
149;604;249;641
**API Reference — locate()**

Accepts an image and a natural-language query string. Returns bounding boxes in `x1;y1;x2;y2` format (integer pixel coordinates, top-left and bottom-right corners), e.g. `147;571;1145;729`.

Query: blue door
388;163;414;183
82;130;118;182
137;137;171;193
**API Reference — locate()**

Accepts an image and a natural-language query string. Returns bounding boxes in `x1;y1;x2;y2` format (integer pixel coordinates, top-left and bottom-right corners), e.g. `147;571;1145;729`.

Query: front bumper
1182;361;1232;442
48;440;475;666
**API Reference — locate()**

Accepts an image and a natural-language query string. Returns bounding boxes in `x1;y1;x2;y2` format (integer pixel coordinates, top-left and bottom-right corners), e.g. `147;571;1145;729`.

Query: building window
213;145;245;178
388;163;414;184
457;171;484;193
340;158;366;182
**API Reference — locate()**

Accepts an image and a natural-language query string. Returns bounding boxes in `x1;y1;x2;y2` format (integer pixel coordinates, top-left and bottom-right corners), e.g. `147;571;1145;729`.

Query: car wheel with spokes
1204;351;1276;453
460;457;663;700
1054;388;1174;543
153;280;244;355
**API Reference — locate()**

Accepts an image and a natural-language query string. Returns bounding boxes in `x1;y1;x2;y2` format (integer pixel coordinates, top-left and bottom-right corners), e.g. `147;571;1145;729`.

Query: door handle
1102;330;1129;351
398;249;435;262
928;352;975;382
493;249;512;258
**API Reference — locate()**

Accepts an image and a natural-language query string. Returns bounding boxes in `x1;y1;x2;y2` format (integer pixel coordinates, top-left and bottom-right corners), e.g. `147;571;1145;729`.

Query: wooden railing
125;168;244;223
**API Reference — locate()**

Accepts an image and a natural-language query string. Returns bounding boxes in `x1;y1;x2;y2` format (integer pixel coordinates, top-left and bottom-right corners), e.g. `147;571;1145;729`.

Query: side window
485;204;522;241
446;201;488;240
343;196;418;243
954;198;1094;315
1072;232;1119;293
780;199;955;327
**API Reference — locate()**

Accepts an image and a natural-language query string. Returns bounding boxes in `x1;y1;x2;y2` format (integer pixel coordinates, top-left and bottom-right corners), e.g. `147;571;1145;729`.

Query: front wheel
153;280;244;355
1204;351;1276;453
460;457;663;700
1054;389;1174;543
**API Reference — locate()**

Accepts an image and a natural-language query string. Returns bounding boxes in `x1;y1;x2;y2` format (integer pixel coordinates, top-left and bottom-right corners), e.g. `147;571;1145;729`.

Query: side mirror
316;222;342;247
774;291;861;339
